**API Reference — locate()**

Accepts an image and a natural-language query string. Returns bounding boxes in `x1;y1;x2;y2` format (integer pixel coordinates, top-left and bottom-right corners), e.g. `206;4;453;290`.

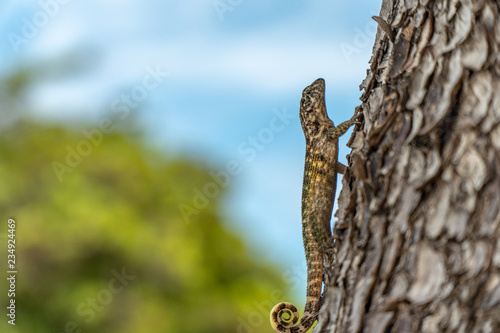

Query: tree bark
315;0;500;332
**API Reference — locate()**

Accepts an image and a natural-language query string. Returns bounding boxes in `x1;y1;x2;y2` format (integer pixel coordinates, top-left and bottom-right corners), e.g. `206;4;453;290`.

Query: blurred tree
0;53;293;331
0;120;288;333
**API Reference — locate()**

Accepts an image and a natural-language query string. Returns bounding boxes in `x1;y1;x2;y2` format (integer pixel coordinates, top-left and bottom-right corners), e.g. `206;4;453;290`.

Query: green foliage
0;121;286;333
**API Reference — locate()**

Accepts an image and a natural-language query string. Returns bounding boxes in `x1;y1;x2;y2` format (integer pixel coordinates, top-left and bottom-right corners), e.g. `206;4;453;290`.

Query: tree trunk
315;0;500;332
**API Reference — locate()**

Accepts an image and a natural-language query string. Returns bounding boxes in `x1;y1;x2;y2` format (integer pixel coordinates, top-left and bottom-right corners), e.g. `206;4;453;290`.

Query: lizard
270;78;360;333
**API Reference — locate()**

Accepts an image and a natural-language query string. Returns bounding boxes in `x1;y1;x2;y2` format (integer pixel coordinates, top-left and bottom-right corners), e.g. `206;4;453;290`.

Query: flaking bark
316;0;500;332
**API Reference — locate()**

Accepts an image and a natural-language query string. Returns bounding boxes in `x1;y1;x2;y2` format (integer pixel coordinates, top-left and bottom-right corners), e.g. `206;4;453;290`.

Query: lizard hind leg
270;302;299;331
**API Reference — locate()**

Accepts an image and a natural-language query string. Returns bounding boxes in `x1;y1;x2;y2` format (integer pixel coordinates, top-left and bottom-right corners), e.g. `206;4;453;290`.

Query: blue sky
1;0;380;301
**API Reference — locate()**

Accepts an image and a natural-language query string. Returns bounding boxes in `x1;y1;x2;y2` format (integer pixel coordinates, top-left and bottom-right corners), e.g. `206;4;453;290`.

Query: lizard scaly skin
270;78;359;333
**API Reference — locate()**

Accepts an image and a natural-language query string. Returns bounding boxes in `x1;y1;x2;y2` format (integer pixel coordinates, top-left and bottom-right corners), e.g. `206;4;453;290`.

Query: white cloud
92;26;372;96
12;0;375;100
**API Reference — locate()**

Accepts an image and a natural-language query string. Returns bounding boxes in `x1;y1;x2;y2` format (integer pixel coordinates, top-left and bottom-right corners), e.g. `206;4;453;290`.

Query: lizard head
300;78;332;141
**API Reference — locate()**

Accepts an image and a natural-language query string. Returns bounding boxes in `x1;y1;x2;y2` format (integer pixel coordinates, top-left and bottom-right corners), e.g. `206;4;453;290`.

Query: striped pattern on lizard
270;78;359;333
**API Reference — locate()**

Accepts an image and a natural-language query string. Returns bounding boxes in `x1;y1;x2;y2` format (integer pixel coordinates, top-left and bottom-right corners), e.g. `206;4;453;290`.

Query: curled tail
270;302;317;333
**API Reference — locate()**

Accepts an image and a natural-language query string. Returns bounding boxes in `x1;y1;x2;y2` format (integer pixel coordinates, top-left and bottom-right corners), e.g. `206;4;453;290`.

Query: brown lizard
270;78;360;333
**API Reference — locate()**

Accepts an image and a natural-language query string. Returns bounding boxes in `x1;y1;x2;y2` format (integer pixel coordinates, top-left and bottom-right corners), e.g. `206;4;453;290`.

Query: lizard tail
270;302;316;333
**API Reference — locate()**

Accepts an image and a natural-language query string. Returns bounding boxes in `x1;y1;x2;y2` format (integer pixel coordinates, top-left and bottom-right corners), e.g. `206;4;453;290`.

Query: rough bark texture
315;0;500;332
